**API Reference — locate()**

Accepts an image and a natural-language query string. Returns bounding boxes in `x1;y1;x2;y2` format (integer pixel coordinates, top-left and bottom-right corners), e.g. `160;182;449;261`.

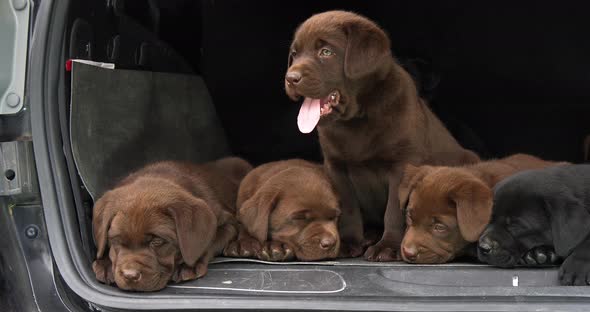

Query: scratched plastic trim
167;268;347;294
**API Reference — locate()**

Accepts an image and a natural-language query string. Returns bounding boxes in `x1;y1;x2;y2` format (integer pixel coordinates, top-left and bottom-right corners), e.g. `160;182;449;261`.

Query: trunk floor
133;258;590;297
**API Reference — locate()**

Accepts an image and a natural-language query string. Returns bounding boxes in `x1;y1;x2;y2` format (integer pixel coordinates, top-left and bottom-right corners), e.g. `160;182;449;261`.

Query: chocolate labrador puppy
398;154;563;264
285;10;479;260
478;164;590;285
92;157;252;291
224;159;341;261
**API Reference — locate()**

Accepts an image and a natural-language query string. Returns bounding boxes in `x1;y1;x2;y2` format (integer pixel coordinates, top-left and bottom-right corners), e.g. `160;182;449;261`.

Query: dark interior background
197;1;590;165
71;0;590;166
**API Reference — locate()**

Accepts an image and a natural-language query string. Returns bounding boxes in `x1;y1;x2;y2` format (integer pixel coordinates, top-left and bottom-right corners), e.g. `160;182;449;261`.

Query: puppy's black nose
285;71;302;85
478;243;492;255
122;269;142;282
478;237;495;255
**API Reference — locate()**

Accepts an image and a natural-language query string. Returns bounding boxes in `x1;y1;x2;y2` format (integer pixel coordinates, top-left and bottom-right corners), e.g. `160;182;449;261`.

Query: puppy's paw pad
364;246;399;262
238;238;262;258
364;241;400;262
283;245;295;260
223;241;240;257
523;251;540;265
260;241;294;261
522;246;559;265
223;236;261;258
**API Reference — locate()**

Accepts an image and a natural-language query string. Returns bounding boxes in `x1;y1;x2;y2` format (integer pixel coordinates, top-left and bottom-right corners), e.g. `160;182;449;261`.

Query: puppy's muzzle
319;235;338;250
478;235;497;256
286;71;302;86
121;268;142;282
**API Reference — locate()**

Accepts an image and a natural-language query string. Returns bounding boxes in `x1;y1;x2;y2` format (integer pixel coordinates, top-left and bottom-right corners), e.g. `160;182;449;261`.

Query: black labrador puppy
478;164;590;286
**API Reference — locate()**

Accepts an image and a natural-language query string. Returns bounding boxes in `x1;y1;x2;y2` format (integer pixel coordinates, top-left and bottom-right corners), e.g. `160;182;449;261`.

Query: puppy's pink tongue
297;98;321;134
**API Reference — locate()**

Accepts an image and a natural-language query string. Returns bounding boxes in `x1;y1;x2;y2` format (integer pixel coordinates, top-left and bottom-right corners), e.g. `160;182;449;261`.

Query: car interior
35;0;590;310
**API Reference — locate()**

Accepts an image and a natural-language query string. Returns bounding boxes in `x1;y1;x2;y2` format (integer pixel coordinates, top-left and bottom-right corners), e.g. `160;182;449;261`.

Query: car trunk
32;0;590;311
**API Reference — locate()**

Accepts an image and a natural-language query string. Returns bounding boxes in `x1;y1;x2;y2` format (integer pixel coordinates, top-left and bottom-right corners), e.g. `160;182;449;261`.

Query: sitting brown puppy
92;157;252;291
224;159;341;261
398;154;564;264
285;10;479;261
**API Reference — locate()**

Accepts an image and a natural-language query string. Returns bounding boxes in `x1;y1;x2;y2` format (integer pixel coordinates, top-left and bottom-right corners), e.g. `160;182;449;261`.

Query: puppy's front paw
223;236;262;258
520;246;560;265
559;255;590;286
92;259;115;284
195;261;208;279
176;264;197;282
364;240;400;262
174;260;209;283
338;239;366;258
259;241;295;261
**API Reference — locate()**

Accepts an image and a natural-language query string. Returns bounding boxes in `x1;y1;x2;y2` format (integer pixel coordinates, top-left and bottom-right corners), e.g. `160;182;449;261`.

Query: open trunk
30;0;590;311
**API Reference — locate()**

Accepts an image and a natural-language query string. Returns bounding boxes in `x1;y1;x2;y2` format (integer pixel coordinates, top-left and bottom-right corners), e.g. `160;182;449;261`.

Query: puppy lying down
224;159;341;261
478;164;590;286
398;154;563;264
92;157;252;291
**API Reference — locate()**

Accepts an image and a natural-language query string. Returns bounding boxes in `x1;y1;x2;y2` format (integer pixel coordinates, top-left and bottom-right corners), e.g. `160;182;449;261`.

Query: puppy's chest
346;164;390;219
319;125;401;162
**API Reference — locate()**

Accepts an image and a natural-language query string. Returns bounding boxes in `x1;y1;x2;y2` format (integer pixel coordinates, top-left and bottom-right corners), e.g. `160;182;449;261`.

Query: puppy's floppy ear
238;188;279;242
449;177;493;242
398;164;429;210
546;196;590;257
93;191;118;259
167;197;217;267
344;19;391;80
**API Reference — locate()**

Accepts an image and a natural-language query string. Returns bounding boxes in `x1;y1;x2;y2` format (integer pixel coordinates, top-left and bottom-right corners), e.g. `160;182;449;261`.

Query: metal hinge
0;140;36;196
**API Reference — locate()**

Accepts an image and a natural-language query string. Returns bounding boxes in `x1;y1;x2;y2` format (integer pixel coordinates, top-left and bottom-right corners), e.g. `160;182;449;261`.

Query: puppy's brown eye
290;50;297;57
292;213;307;221
150;237;165;248
433;223;447;232
319;48;334;57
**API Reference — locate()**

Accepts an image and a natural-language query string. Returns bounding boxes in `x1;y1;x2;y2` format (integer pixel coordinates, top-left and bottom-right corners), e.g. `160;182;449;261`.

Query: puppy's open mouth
297;90;340;134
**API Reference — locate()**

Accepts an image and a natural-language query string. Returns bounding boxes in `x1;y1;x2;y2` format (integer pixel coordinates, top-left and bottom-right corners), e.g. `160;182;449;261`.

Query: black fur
478;164;590;286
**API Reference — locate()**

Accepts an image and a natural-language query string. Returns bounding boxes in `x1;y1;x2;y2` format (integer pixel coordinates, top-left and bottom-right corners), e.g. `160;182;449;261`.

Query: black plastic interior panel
69;63;229;199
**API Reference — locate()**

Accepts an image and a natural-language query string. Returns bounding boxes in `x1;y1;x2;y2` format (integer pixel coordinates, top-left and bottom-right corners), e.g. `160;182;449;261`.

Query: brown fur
285;10;479;261
398;154;566;264
92;157;252;291
224;159;341;261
